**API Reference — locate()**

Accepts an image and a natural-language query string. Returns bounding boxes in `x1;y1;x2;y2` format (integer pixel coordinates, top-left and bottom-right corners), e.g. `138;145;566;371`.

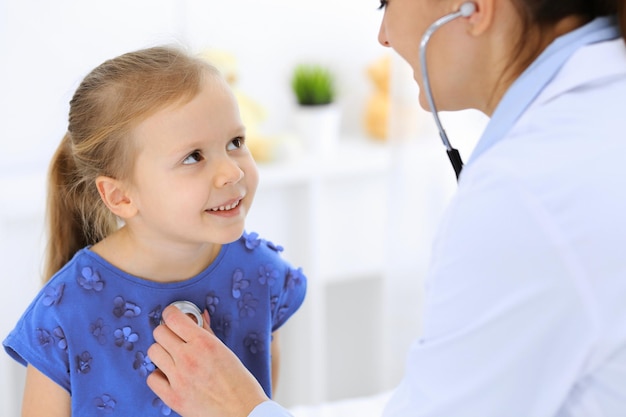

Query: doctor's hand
147;306;269;417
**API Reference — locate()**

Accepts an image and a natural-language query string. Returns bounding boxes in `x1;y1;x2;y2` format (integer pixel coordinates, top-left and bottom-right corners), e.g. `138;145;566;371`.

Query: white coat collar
466;17;620;171
533;38;626;108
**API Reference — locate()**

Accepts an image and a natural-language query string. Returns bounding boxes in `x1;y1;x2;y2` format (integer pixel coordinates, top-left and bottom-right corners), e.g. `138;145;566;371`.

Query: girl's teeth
211;200;239;211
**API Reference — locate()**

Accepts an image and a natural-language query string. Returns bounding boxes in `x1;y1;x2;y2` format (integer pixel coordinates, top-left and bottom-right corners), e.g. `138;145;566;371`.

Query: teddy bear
364;55;391;141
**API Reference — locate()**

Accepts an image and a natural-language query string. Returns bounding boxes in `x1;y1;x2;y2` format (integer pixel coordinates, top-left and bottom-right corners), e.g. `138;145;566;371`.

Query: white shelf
256;137;391;187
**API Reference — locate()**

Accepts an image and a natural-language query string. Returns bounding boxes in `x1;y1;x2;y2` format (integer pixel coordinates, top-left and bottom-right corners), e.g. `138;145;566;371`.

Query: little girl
3;46;307;416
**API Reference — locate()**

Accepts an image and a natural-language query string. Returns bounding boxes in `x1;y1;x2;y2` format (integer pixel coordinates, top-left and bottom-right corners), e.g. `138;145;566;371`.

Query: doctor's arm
147;306;291;417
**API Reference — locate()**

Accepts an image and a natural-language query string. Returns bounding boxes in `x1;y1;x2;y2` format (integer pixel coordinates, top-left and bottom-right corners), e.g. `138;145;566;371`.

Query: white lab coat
383;38;626;417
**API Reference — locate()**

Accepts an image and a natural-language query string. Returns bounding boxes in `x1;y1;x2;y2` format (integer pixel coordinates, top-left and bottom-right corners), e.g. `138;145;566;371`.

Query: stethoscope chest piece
161;300;204;327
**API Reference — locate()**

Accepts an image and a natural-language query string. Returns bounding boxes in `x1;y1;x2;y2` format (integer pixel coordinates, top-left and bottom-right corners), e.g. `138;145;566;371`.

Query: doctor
147;0;626;416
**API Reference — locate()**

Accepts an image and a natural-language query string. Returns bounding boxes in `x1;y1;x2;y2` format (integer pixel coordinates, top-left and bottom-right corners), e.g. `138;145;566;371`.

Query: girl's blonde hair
44;45;218;281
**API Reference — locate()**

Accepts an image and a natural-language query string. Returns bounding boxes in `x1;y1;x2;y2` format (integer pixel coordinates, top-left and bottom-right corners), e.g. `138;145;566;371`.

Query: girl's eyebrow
168;125;246;155
229;125;247;136
168;139;204;155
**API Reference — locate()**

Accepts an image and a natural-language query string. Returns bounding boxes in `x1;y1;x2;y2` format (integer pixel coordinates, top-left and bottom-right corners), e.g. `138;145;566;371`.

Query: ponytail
44;132;117;282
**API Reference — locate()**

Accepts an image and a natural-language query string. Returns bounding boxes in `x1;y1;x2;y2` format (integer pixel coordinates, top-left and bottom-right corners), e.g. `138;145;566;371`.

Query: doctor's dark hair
513;0;625;38
514;0;619;24
510;0;625;72
44;46;219;282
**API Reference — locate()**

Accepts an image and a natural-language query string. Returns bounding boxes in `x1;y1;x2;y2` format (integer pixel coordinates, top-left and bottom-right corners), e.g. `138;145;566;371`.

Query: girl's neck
91;227;222;283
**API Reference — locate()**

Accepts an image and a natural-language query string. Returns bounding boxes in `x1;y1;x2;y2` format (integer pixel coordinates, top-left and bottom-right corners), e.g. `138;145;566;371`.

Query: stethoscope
419;2;477;180
161;300;204;327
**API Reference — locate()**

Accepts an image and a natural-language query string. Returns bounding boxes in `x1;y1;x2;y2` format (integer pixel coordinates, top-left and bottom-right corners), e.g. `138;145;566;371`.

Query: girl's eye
378;0;387;10
227;136;245;151
182;150;204;165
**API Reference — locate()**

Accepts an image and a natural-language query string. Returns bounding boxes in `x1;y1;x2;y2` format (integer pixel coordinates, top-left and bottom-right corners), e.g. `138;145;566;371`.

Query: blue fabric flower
94;394;117;414
231;268;250;299
35;328;53;347
76;351;92;374
94;394;116;413
114;326;139;351
244;332;266;355
258;263;278;286
205;292;220;315
213;314;233;339
42;283;65;306
286;267;305;290
238;293;259;318
112;296;141;318
270;295;279;313
275;304;289;323
149;305;162;328
133;351;155;377
243;231;261;250
152;397;172;415
90;318;109;345
77;266;105;291
53;326;67;350
266;240;284;252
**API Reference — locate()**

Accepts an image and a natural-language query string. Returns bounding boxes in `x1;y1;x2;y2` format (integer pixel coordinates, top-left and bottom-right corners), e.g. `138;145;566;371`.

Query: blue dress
3;231;307;416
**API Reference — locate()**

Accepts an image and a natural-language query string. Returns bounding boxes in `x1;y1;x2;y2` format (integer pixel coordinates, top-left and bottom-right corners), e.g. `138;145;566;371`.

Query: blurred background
0;0;488;415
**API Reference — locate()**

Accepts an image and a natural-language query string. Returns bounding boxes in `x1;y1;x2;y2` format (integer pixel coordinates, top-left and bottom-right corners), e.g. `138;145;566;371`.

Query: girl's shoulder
219;231;306;284
46;246;114;286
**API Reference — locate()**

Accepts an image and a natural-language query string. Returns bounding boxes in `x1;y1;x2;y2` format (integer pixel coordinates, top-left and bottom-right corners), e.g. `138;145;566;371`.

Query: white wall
0;0;385;171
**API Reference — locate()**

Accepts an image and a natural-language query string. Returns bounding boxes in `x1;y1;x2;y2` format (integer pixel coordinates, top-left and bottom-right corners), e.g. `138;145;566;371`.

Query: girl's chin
221;225;246;244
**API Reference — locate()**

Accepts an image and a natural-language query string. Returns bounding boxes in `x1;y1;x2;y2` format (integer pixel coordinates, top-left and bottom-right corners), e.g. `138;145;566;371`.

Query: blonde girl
3;46;306;417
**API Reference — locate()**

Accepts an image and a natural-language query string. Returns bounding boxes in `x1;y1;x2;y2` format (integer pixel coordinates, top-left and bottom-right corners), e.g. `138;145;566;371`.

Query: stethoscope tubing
419;10;466;180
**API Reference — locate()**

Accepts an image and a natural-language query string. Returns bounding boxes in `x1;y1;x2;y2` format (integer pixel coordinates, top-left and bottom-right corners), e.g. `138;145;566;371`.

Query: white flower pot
293;103;341;157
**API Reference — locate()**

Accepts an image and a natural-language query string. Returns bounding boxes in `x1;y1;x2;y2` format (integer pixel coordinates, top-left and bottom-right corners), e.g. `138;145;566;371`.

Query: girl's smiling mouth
208;199;241;212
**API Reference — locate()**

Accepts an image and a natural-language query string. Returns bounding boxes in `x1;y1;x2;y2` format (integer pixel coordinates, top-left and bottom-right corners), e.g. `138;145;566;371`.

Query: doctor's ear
459;0;495;36
95;176;137;219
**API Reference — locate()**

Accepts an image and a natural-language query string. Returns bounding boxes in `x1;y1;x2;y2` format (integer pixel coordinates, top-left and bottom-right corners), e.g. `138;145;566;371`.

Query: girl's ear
95;176;137;219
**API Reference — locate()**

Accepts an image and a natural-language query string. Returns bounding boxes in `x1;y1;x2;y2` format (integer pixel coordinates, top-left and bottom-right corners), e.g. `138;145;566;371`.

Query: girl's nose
213;157;244;187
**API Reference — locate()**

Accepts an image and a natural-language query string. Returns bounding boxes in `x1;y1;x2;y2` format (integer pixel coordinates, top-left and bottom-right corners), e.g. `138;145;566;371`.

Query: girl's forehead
131;77;240;150
142;75;230;121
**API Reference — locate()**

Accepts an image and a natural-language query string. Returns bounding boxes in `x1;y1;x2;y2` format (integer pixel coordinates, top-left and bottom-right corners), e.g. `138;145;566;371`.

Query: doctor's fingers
147;338;175;374
146;368;172;399
146;369;191;416
160;304;206;342
152;314;225;371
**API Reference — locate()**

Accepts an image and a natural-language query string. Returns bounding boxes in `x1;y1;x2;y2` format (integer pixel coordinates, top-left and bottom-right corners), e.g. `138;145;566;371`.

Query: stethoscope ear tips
459;2;476;17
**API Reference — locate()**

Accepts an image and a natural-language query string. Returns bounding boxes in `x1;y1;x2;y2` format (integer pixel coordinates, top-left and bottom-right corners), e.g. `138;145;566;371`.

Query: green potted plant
291;64;335;106
290;64;341;156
